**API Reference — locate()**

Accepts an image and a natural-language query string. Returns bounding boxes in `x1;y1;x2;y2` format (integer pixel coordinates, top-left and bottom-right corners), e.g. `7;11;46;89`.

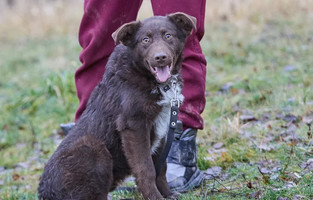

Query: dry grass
0;0;83;40
205;0;313;21
1;0;313;40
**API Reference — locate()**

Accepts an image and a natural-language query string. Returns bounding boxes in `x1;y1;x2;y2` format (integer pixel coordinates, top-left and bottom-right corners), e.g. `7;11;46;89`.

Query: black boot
166;121;204;192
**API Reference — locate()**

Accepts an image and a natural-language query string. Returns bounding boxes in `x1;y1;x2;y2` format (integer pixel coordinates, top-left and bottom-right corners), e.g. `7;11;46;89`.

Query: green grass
0;36;80;198
1;6;313;200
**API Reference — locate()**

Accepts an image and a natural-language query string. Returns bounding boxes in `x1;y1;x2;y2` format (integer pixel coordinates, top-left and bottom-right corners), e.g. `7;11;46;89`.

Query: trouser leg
75;0;143;121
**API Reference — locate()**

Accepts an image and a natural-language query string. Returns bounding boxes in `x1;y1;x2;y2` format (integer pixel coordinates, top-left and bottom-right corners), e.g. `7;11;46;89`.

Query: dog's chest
151;84;184;154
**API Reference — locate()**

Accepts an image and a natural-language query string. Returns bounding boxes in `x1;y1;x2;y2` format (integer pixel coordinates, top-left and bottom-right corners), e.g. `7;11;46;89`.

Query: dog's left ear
168;12;197;36
112;21;141;46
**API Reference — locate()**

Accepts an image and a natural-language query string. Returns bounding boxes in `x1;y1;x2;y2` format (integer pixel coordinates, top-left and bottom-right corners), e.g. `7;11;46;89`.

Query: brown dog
38;12;196;200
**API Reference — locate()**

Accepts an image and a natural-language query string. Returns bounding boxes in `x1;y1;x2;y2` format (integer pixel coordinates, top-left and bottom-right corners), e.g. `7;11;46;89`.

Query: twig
307;122;312;139
28;120;37;148
282;131;295;173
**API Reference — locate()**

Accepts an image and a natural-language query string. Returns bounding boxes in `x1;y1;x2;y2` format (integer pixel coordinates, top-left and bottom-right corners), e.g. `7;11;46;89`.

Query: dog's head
112;12;196;83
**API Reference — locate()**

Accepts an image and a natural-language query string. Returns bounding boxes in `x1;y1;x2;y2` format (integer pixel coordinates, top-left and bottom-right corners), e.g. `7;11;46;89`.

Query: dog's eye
164;33;172;39
142;37;150;43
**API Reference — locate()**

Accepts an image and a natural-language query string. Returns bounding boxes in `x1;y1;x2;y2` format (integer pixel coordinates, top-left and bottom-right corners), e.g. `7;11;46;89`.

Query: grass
1;0;313;199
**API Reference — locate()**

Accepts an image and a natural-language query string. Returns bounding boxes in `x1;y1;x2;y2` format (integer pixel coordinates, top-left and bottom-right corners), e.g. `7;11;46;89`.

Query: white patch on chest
151;82;184;154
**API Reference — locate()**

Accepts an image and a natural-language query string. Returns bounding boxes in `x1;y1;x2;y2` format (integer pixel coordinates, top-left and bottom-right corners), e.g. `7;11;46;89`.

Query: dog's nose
154;53;168;63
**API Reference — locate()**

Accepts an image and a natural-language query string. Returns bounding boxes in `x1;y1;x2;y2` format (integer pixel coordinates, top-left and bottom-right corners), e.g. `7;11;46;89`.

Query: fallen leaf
253;67;257;72
284;65;295;72
247;181;253;189
12;173;20;181
283;114;300;123
213;142;224;149
262;175;270;184
283;181;296;189
287;97;296;103
240;115;257;123
293;195;305;200
306;101;313;105
257;143;275;152
300;158;313;171
204;166;222;178
17;161;31;169
259;167;271;174
219;82;234;93
303;115;313;139
277;197;289;200
2;124;8;130
42;150;50;155
231;87;239;94
261;112;271;121
270;173;279;180
276;112;284;120
248;190;262;199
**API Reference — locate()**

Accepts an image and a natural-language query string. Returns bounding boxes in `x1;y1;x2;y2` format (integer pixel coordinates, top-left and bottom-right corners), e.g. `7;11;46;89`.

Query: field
0;0;313;199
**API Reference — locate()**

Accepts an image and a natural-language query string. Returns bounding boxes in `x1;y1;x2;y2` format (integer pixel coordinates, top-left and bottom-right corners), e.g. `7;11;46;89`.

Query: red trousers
75;0;207;129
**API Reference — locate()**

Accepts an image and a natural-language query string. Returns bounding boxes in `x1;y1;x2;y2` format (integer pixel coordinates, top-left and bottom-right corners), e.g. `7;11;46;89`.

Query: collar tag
170;79;180;107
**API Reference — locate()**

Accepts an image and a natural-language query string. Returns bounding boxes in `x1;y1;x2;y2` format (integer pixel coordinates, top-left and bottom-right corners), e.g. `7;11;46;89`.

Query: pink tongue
156;66;171;82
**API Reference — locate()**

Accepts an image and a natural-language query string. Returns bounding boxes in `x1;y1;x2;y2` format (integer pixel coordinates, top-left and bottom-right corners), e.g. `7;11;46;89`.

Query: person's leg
151;0;207;130
75;0;143;121
151;0;207;192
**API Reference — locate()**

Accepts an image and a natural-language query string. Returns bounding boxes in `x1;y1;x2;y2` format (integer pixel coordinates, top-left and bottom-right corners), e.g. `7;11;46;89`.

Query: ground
0;0;312;199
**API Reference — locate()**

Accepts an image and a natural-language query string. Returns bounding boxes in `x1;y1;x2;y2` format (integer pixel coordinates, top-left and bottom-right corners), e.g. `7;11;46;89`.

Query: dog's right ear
168;12;197;37
112;21;141;46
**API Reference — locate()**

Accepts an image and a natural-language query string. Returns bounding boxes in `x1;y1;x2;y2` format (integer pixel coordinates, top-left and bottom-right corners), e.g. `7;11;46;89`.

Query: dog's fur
38;12;196;200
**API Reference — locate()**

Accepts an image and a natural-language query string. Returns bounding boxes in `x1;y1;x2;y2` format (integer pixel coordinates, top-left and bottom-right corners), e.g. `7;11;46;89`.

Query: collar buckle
171;99;180;107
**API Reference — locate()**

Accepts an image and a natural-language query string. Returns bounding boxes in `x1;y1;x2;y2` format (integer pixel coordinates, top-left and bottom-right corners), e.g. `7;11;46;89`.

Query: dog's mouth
149;64;173;83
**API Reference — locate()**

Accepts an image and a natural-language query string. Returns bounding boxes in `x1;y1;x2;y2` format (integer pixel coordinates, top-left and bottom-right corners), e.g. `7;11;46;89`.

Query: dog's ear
168;12;197;36
112;21;141;46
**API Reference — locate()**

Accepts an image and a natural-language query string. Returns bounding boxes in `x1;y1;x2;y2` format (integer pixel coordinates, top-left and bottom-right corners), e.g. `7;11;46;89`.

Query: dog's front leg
152;143;179;199
155;160;178;199
121;129;162;200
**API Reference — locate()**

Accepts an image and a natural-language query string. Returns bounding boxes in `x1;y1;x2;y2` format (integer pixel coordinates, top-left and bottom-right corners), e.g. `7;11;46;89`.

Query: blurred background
1;0;312;38
1;0;313;199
